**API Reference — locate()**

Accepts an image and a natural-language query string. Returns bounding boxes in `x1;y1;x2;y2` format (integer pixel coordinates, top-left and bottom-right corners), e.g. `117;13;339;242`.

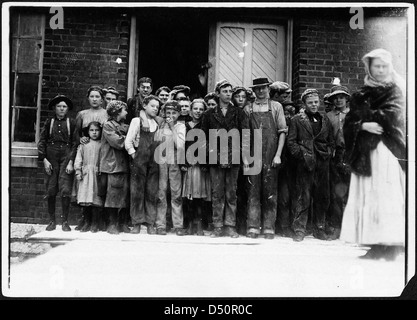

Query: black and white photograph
2;1;416;303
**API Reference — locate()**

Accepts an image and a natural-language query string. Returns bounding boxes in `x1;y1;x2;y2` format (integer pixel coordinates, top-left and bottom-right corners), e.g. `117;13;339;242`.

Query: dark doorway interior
137;8;210;99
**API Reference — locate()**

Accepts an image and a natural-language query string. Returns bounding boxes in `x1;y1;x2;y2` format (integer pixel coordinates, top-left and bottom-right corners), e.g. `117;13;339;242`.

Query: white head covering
362;48;406;95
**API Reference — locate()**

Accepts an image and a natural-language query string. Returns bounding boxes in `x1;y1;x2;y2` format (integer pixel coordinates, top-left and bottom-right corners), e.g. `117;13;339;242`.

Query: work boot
195;220;204;236
147;224;156;235
46;196;56;231
313;227;329;241
75;215;85;231
246;232;258;239
118;209;131;233
62;221;71;232
224;226;239;238
281;227;295;238
175;228;186;236
131;224;141;234
106;209;119;235
157;228;167;235
80;209;92;232
185;221;194;235
46;220;56;231
293;231;305;242
210;227;223;238
90;209;100;233
60;197;72;232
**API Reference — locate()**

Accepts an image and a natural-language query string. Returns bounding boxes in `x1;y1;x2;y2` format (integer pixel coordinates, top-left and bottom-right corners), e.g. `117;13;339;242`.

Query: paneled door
208;22;288;90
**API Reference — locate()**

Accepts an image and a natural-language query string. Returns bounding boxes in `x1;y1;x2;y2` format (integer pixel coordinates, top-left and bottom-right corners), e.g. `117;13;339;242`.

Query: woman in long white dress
340;48;406;260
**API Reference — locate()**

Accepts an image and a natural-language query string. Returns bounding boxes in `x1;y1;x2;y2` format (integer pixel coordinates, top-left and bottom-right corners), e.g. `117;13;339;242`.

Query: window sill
11;142;38;168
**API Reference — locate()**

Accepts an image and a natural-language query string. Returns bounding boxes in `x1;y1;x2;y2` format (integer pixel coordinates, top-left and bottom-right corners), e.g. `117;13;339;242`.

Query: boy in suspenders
38;95;77;231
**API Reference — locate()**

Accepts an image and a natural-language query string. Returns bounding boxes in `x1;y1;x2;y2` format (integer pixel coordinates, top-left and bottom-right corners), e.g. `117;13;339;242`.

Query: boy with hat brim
287;88;335;242
243;77;287;239
201;79;250;238
38;95;77;231
155;100;187;236
325;85;351;240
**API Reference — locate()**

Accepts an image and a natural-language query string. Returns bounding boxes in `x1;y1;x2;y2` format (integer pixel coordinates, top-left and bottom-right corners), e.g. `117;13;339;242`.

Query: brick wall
292;8;408;108
10;8;131;224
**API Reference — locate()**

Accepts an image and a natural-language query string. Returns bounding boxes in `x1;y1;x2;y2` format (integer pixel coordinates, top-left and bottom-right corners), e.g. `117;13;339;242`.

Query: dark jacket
38;115;77;162
287;111;335;171
99;119;130;174
126;94;144;125
343;83;406;176
201;103;250;167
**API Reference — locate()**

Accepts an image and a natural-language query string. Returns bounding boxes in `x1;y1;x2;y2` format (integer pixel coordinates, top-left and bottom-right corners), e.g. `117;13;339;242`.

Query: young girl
181;99;211;236
74;121;104;233
73;86;109;231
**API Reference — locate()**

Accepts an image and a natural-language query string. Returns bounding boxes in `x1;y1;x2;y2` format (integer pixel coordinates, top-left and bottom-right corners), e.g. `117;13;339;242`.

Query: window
208;22;290;90
10;11;45;167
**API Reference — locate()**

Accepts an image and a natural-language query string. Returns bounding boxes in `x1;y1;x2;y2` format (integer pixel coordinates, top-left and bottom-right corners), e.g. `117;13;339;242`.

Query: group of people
38;48;406;261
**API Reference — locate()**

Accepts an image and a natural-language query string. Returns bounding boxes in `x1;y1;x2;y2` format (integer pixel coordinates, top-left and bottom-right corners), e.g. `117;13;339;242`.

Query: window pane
10;13;19;36
15;73;39;107
18;13;43;36
17;39;41;72
13;107;37;142
11;38;17;71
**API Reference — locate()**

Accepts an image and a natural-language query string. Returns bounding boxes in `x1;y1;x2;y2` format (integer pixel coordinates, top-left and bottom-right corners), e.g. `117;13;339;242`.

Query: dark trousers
210;166;239;228
292;157;330;233
276;165;294;230
326;159;350;229
45;145;74;197
246;164;278;234
130;160;159;226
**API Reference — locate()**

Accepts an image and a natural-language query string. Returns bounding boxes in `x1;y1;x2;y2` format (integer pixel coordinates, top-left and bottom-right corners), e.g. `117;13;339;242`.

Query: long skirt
340;141;405;246
182;165;211;201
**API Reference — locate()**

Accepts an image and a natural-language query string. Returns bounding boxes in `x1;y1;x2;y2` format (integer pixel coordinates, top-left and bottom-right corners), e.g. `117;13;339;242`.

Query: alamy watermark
154;128;263;175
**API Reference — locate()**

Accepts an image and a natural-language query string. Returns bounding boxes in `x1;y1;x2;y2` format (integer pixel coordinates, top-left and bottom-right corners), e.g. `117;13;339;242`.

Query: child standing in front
181;99;211;236
74;121;104;232
98;100;131;235
38;95;77;232
125;95;164;234
155;100;186;236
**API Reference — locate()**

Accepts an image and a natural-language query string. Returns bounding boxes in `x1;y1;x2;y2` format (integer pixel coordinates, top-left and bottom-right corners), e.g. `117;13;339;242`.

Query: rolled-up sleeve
125;117;140;155
273;102;288;134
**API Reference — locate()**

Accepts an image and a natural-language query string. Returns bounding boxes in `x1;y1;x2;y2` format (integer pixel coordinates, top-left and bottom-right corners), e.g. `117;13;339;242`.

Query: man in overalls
243;78;287;239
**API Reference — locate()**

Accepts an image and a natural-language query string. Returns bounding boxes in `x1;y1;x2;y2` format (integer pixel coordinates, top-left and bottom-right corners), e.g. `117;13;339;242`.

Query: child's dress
181;121;211;201
74;139;103;207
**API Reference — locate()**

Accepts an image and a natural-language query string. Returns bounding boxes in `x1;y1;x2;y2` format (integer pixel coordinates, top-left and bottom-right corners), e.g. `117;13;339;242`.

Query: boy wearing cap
201;79;250;238
98;100;130;234
326;85;351;240
243;77;287;239
38;95;77;231
155;101;186;235
126;77;153;126
287;88;335;242
269;81;292;104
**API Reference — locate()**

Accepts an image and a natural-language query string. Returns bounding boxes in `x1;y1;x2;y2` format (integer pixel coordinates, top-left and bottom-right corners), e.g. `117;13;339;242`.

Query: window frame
10;13;45;168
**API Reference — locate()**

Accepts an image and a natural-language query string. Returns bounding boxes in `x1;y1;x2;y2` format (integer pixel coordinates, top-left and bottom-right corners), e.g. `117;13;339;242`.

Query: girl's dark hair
190;98;208;111
87;86;104;98
155;86;171;96
82;121;102;138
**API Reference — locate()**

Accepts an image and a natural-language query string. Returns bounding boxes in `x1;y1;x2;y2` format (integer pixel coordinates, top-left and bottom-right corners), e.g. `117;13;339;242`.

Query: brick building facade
7;5;410;224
